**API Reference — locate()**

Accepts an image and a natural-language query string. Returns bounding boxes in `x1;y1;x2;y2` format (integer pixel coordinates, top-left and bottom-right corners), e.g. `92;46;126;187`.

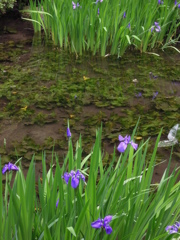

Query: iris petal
71;176;80;188
10;164;19;171
105;225;112;234
118;135;124;142
63;172;71;184
124;135;131;144
91;219;103;229
2;165;8;174
117;142;127;153
130;141;138;150
67;128;71;138
104;215;112;225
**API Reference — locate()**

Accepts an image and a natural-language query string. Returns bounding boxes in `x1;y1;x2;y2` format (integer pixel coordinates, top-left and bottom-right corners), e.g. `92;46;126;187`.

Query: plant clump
25;0;180;56
0;0;16;14
1;122;180;239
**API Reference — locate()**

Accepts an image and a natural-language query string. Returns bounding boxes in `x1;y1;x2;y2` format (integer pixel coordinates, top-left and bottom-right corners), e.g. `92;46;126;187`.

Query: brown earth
0;12;179;183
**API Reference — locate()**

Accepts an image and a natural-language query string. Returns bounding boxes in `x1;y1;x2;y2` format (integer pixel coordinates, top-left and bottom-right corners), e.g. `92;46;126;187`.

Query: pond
0;16;180;183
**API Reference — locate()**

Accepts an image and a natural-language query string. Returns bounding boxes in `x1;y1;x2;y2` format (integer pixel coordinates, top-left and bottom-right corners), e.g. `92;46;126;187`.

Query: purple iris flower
91;215;113;234
67;127;71;138
151;22;161;32
154;22;161;32
127;23;131;29
178;4;180;8
117;135;138;153
2;162;19;174
123;12;126;18
166;221;180;234
135;92;142;98
152;91;158;100
72;1;76;9
98;8;99;15
72;1;80;9
158;0;163;4
62;170;85;188
95;0;103;4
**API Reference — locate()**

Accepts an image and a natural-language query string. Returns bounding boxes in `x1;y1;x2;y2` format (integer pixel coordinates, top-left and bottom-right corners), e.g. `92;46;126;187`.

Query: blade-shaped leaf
67;227;76;237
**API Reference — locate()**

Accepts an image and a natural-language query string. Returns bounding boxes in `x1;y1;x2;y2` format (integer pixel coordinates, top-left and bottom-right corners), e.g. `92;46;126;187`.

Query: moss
0;0;16;14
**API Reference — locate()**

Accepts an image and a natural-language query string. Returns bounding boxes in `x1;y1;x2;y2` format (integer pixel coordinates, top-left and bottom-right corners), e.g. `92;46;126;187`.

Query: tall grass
23;0;180;56
1;125;180;239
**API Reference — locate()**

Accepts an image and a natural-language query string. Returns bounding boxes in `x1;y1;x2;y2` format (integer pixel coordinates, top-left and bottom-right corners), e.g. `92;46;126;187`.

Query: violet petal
105;225;112;234
71;176;80;188
117;142;128;153
91;219;103;229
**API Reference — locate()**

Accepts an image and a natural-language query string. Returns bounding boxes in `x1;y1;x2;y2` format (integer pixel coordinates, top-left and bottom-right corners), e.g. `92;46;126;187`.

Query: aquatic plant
117;135;138;153
91;215;113;234
23;0;180;57
1;123;180;239
151;22;161;32
0;0;16;14
62;170;85;188
67;127;71;138
166;221;180;235
2;162;19;174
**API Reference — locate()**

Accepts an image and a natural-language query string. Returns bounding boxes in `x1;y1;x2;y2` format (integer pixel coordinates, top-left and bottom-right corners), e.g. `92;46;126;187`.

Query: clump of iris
91;215;113;234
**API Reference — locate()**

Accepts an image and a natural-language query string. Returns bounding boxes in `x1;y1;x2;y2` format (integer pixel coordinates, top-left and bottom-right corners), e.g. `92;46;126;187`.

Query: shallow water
0;36;180;182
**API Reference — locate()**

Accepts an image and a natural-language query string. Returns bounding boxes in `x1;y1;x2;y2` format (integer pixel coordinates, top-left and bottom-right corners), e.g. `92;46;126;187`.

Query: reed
22;0;180;57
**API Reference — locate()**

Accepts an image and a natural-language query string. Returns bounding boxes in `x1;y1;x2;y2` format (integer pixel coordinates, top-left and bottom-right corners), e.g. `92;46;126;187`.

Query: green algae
0;40;180;162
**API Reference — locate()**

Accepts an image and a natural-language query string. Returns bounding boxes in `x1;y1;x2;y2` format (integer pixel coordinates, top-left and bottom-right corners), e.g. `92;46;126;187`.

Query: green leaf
38;218;59;240
132;35;141;42
67;226;76;237
126;35;131;44
103;27;107;32
44;225;53;240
